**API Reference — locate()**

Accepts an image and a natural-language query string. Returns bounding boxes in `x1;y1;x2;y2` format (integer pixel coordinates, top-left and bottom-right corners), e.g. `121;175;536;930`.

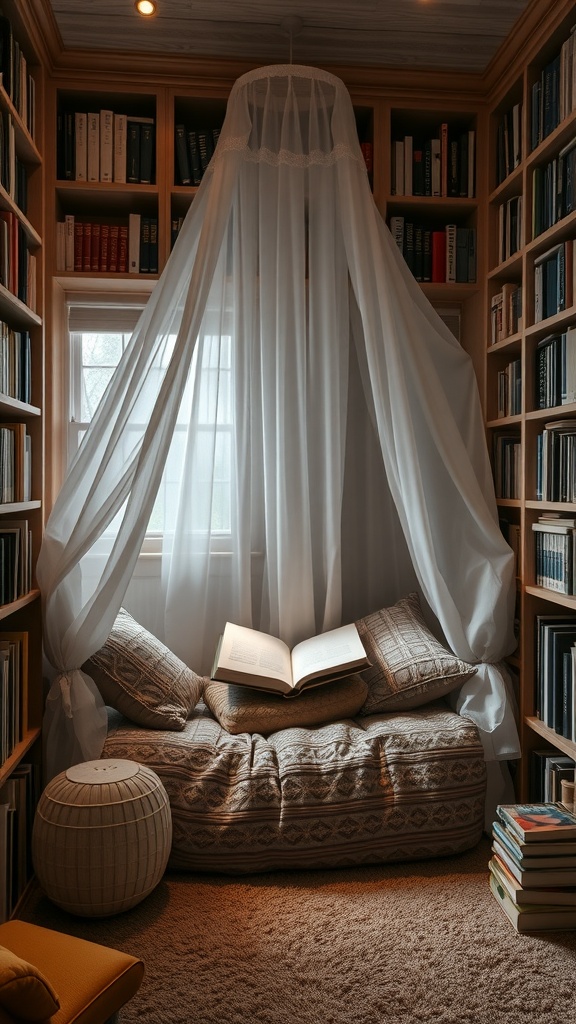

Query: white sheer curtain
38;65;519;816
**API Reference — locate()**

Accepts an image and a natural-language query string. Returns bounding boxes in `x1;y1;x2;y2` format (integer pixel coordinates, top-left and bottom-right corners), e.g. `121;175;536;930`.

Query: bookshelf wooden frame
0;0;45;921
484;0;576;799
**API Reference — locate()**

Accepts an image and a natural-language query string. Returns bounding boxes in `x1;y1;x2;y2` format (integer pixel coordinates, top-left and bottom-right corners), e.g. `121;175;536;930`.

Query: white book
114;112;127;183
212;620;369;696
445;224;457;284
87;112;100;181
74;111;87;181
128;213;141;274
389;215;404;252
99;109;114;183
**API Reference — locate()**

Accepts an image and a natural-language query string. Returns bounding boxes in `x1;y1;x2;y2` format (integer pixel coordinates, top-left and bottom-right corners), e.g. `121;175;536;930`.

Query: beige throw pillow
83;608;204;730
0;946;60;1021
204;674;368;736
356;592;477;715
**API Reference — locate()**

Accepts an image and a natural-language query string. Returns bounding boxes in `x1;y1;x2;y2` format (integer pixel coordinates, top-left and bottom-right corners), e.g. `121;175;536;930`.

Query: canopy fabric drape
38;65;519;820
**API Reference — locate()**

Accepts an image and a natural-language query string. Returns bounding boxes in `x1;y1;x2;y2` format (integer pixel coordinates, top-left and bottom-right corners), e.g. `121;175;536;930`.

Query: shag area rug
19;837;576;1024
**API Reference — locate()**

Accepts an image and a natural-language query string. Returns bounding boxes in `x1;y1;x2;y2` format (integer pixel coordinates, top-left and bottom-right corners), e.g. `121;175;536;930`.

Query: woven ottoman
32;758;172;917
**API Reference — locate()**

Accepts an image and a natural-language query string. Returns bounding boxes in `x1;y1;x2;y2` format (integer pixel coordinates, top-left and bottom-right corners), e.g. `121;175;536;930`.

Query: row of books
496;358;521;419
57;110;156;185
0;423;31;504
0;325;31;406
534;240;575;324
489;283;522;344
0;633;26;768
388;219;476;284
0;758;39;922
175;124;221;187
536;421;576;502
489;802;576;933
390;125;475;198
532;139;576;239
0;113;29;224
495;102;522;186
493;431;521;499
56;213;158;275
0;211;36;311
0;520;32;608
535;610;576;737
0;15;36;140
531;750;576;803
530;29;576;151
533;515;576;595
534;326;576;410
497;194;523;265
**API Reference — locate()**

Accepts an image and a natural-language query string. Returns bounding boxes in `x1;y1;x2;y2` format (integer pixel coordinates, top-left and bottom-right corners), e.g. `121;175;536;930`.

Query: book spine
445;224;457;283
139;122;155;184
126;121;140;184
74;112;87;182
113;113;127;184
87;112;100;182
128;213;141;273
99;109;114;183
175;123;191;185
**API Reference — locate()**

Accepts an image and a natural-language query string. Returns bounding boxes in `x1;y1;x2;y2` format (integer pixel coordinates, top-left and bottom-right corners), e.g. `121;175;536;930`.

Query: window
67;298;233;536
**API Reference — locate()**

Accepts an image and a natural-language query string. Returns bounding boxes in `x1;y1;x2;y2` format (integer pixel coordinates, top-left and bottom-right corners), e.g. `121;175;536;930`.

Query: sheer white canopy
38;64;519;819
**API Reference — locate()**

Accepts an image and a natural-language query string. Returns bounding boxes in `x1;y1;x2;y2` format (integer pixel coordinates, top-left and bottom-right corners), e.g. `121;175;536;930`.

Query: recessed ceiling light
135;0;157;16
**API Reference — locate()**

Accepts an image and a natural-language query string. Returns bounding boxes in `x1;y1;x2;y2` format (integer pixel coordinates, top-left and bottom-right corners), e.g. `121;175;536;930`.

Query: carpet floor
18;837;576;1024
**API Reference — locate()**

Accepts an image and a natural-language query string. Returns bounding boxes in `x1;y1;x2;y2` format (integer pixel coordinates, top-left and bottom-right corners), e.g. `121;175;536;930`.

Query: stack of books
489;802;576;932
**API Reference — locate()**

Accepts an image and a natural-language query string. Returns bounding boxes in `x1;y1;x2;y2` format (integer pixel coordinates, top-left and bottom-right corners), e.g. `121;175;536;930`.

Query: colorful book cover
497;803;576;841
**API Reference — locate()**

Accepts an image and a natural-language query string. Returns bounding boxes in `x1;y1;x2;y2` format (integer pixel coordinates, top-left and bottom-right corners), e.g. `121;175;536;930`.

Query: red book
91;222;101;272
82;222;92;271
108;224;120;273
99;223;110;272
118;224;128;273
74;221;84;272
431;230;446;282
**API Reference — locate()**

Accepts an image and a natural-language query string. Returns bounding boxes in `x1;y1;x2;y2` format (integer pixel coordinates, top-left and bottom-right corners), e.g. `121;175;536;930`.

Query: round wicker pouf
32;759;172;917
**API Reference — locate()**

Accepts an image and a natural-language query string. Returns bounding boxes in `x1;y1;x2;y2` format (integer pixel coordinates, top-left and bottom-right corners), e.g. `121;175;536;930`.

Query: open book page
215;622;293;688
290;622;368;688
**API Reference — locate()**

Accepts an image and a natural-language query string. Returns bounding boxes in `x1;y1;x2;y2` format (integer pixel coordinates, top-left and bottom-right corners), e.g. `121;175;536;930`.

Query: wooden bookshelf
0;0;45;921
484;0;576;800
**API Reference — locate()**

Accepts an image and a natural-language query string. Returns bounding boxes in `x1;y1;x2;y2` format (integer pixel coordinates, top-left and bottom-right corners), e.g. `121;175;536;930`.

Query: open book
211;621;370;697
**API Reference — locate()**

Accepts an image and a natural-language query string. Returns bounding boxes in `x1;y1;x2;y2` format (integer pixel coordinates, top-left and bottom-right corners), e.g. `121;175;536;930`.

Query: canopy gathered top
37;64;519;819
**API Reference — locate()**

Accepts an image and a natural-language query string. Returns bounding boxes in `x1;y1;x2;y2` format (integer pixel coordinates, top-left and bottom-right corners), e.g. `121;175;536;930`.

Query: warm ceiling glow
135;0;157;16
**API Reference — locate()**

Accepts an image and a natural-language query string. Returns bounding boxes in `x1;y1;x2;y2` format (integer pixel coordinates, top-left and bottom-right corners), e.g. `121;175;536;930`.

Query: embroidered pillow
83;608;205;730
0;946;60;1021
356;592;477;715
204;674;368;736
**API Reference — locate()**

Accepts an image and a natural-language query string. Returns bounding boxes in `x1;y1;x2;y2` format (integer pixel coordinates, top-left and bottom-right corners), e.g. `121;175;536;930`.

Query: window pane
82;333;124;366
70;322;233;536
81;366;116;420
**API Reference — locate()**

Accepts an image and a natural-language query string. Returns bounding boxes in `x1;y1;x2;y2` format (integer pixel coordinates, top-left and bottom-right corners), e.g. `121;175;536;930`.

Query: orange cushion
0;944;59;1021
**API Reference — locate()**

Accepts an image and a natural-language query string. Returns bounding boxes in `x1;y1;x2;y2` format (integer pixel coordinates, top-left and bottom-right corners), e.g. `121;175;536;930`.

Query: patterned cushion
83;608;205;730
203;674;368;736
103;701;486;874
356;592;477;715
0;946;60;1021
